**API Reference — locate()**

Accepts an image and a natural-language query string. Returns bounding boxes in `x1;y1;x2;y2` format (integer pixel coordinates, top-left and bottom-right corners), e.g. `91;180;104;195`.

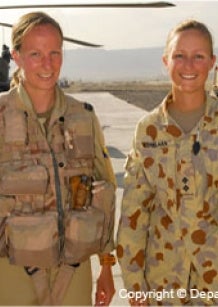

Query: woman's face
163;29;216;94
12;23;63;92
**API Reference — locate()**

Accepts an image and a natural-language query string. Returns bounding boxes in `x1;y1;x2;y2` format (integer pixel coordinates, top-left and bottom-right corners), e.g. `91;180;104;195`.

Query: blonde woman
0;11;116;306
117;20;217;306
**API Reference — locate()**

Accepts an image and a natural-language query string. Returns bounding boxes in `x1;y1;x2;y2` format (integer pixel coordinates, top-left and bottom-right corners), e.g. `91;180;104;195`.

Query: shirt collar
16;83;67;120
159;91;216;128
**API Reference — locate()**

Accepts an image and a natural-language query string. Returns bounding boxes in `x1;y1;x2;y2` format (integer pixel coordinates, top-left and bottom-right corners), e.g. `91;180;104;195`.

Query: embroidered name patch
142;141;168;148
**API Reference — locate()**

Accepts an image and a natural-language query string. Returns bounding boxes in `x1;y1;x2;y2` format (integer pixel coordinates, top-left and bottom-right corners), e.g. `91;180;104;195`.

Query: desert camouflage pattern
117;93;218;305
0;84;116;263
0;84;116;305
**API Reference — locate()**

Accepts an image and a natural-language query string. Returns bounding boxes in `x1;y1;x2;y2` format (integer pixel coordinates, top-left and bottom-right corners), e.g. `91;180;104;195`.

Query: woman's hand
95;264;115;306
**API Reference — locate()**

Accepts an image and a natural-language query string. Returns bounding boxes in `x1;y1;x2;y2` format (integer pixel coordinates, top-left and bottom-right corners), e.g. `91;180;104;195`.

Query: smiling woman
0;11;116;306
162;20;215;109
11;22;63;111
117;19;218;306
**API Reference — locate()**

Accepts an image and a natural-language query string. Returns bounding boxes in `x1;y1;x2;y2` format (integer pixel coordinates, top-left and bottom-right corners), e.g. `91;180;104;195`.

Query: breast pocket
142;143;176;187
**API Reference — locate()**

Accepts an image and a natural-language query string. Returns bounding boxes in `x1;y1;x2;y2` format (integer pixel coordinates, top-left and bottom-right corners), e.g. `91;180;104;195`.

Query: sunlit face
163;29;216;94
12;24;63;93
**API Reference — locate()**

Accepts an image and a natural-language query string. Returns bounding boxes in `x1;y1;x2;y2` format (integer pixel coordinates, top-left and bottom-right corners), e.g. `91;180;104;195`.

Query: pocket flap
0;165;48;195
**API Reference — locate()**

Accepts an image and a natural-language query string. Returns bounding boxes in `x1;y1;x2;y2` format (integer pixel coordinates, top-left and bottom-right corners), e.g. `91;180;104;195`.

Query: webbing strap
28;265;76;305
28;150;74;305
51;264;76;305
50;148;65;252
30;269;52;305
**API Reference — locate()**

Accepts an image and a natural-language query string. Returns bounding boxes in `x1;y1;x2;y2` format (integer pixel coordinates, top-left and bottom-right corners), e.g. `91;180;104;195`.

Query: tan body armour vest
0;88;115;304
0;89;115;305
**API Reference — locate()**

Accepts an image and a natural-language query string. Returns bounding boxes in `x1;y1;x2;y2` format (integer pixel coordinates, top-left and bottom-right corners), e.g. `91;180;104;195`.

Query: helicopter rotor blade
63;37;103;47
0;2;175;47
0;22;103;48
0;2;175;9
0;22;12;28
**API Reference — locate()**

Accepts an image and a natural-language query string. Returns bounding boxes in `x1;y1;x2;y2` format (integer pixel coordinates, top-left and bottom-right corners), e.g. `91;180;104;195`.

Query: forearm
95;253;116;306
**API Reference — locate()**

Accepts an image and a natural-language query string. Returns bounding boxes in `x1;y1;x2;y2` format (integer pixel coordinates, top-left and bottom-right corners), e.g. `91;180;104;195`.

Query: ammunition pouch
63;181;115;263
64;206;104;264
0;165;48;195
6;212;59;268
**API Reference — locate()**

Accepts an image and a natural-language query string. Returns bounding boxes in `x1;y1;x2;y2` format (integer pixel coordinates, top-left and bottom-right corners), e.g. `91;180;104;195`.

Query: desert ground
64;80;171;111
64;79;215;111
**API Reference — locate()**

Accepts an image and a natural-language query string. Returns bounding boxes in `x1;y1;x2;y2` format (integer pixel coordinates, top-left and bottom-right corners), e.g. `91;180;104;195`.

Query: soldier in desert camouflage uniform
0;11;116;306
117;20;218;306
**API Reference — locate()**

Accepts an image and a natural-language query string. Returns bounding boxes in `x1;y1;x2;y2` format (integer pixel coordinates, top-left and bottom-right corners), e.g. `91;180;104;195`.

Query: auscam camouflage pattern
117;93;218;305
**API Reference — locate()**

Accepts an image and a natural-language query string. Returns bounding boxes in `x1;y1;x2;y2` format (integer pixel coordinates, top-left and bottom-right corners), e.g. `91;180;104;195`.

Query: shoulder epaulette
84;102;93;112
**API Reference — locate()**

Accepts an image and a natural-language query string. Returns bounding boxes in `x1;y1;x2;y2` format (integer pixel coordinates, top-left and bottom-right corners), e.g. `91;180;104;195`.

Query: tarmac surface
72;92;148;306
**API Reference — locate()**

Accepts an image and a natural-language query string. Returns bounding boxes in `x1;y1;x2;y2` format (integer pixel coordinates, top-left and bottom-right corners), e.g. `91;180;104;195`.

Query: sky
1;0;218;51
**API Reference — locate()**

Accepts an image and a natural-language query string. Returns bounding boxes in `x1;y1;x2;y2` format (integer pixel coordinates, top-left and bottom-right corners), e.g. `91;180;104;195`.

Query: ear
162;55;168;68
211;55;216;70
11;49;21;67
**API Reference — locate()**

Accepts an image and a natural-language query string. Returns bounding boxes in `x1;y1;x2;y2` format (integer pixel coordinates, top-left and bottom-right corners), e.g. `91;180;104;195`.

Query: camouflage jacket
117;92;218;304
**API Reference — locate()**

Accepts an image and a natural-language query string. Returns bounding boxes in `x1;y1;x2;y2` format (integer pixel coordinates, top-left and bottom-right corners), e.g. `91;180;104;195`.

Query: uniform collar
159;91;217;129
16;83;67;121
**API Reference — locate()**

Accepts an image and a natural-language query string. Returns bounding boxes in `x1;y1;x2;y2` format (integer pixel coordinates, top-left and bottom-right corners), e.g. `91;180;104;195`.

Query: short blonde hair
163;19;214;58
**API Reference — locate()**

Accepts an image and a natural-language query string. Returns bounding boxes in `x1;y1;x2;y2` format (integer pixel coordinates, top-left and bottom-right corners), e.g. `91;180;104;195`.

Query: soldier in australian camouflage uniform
117;20;218;306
